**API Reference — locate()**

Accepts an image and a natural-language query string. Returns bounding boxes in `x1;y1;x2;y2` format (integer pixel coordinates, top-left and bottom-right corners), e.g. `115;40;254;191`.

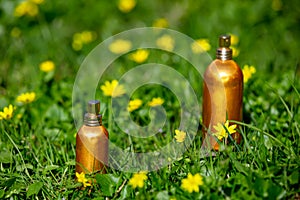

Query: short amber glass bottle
76;100;109;174
202;35;243;150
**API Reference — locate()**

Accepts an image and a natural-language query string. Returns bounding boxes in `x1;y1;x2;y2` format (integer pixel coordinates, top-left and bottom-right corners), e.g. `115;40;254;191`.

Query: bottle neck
84;113;102;126
216;47;232;60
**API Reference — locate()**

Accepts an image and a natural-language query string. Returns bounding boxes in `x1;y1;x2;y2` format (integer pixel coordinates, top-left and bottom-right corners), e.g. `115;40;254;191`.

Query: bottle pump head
216;35;232;60
84;100;102;126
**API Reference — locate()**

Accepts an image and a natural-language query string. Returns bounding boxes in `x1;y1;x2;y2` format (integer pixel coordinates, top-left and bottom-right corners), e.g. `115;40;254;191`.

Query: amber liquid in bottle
76;100;109;174
202;35;243;150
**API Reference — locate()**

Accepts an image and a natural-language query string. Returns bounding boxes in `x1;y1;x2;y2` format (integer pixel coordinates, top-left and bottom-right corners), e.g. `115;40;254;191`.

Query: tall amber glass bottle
202;35;243;150
76;100;109;174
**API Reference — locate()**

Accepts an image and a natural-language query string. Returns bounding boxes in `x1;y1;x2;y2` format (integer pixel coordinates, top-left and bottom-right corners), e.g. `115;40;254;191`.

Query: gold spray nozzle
88;100;100;114
217;35;232;60
85;100;102;126
219;35;231;48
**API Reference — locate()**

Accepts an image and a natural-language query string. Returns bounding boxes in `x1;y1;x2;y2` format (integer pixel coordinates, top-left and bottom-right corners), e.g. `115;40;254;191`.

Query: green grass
1;0;300;199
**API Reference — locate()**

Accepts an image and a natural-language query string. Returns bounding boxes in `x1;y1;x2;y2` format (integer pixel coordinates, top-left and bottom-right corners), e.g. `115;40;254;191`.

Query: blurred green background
1;0;300;94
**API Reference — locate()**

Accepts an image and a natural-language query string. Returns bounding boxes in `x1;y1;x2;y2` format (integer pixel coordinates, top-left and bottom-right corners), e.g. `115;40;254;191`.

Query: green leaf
16;163;33;172
253;178;268;197
233;161;249;175
119;185;130;200
95;174;120;197
42;165;60;175
7;182;26;197
0;190;4;198
0;151;13;163
3;177;16;187
65;160;76;166
66;183;82;189
44;104;69;122
267;182;285;200
43;70;55;82
27;182;43;197
211;193;220;200
156;190;169;200
289;170;299;185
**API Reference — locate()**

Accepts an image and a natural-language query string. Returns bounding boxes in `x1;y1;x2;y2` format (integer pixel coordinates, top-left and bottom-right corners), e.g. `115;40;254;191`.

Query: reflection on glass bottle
202;35;243;150
76;100;109;173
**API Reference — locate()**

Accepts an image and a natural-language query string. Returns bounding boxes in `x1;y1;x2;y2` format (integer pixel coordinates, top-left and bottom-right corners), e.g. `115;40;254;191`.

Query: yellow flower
72;40;82;51
229;34;239;46
72;31;97;51
242;65;256;83
39;60;55;72
127;99;142;112
129;49;149;63
73;33;83;44
174;129;186;143
76;172;91;187
191;39;211;54
118;0;136;13
11;27;22;38
100;80;126;97
148;97;164;107
156;34;174;51
231;46;240;58
109;39;132;54
14;1;39;17
181;173;203;193
73;31;96;44
16;92;36;104
152;18;169;28
81;31;96;44
213;120;237;140
0;104;14;120
128;171;148;189
29;0;44;4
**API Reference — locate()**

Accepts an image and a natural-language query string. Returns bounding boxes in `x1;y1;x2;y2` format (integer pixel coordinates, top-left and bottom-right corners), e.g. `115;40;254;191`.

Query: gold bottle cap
216;35;232;60
88;100;100;114
84;100;102;126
